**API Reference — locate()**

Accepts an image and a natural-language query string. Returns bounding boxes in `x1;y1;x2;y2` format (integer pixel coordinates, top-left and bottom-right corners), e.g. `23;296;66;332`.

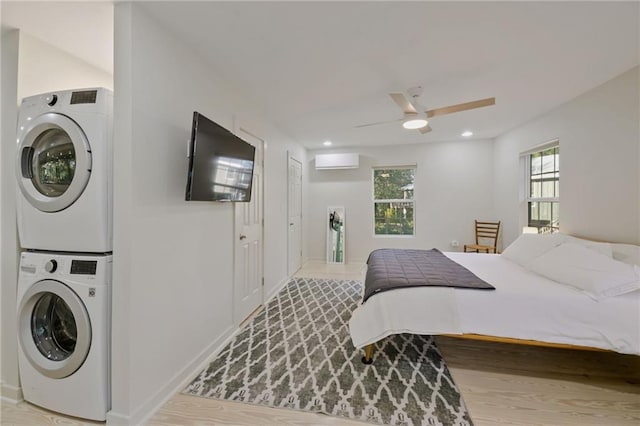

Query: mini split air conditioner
315;153;359;170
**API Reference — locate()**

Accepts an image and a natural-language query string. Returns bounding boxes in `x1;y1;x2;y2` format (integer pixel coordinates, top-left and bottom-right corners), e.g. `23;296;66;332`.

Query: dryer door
15;112;92;212
17;279;91;379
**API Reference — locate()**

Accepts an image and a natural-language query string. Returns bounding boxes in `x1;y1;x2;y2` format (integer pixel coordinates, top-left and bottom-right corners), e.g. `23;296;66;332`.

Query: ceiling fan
356;86;495;134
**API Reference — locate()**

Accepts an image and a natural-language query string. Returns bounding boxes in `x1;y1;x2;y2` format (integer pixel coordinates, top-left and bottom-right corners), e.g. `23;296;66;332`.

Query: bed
349;234;640;363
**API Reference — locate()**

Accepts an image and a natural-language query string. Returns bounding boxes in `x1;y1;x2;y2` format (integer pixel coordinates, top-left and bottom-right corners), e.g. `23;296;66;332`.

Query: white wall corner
104;410;130;426
1;382;24;404
1;27;22;400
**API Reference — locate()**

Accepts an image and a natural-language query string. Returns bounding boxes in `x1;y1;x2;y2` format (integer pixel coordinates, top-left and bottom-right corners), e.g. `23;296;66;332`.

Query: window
373;167;415;235
527;144;559;233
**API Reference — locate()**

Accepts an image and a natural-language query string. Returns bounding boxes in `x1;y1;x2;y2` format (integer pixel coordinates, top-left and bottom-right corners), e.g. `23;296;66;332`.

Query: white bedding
349;252;640;355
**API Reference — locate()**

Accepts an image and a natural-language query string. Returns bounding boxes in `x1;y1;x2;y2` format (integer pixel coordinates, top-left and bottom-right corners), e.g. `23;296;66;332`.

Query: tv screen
185;112;256;202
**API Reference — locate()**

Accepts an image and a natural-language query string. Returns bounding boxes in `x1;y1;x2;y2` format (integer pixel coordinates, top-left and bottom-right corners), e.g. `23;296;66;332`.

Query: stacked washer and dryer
15;88;113;421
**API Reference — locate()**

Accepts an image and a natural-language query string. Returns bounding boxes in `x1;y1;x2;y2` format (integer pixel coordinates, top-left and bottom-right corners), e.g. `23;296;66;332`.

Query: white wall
0;26;114;402
307;140;495;263
17;32;112;100
110;4;306;424
494;66;640;246
0;27;21;402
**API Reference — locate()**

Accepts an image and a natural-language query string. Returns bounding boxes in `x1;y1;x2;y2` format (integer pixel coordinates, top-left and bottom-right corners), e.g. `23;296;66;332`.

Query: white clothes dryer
16;88;113;253
16;251;111;421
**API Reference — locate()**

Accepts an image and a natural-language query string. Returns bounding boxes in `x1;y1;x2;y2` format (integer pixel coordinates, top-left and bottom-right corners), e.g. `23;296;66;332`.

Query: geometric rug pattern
183;277;473;426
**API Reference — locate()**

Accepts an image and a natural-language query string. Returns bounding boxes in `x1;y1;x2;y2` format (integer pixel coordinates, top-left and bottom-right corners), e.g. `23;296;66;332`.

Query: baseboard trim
106;324;236;426
303;257;325;264
1;382;23;404
105;409;129;425
265;276;289;304
105;276;297;425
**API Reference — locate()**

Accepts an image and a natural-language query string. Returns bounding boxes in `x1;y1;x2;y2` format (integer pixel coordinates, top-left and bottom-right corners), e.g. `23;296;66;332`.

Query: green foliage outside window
373;168;415;235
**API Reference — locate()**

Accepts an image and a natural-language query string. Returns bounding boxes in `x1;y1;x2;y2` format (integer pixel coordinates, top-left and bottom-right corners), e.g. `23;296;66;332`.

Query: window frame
371;165;416;237
523;140;559;233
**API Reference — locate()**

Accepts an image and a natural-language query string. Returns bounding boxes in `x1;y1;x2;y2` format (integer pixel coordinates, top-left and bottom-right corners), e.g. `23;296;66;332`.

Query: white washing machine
15;88;113;253
16;251;111;421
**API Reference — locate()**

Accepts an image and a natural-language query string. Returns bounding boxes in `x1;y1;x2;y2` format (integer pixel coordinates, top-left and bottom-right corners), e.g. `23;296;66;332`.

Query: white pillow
562;234;613;258
527;243;640;301
612;243;640;266
501;233;613;267
501;233;565;267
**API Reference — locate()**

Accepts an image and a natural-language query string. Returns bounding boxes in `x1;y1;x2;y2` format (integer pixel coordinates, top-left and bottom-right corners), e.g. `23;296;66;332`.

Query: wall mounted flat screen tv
185;112;255;202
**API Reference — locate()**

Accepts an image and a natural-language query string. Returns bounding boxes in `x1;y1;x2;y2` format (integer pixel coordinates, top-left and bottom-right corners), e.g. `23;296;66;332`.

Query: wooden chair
464;220;501;254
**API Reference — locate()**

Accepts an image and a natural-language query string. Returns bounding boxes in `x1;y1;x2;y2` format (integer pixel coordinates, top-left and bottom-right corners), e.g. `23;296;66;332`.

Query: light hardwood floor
3;261;639;425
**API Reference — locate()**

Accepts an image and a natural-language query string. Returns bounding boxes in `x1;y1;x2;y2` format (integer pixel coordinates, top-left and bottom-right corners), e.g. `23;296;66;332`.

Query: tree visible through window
528;145;559;233
373;167;415;235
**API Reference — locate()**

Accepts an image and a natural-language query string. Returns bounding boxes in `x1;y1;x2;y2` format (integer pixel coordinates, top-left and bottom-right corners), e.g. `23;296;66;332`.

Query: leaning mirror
327;206;345;264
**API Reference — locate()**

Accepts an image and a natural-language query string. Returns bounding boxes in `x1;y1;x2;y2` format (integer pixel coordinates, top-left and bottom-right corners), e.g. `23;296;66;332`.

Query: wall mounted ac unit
315;153;359;170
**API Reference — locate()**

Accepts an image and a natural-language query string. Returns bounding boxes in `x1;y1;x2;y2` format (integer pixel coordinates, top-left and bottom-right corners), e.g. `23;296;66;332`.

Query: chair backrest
475;220;500;249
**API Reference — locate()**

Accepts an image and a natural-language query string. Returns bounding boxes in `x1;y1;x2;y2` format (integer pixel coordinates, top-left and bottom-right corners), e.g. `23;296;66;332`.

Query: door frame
232;124;265;325
287;153;303;276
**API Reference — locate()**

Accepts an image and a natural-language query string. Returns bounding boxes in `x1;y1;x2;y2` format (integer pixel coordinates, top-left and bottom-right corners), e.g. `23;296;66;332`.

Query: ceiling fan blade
418;124;432;134
355;117;404;128
425;97;495;118
389;93;418;114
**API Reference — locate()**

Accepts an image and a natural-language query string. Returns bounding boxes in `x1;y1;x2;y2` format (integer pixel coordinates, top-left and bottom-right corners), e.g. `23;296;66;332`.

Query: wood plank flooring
435;336;640;426
3;261;639;425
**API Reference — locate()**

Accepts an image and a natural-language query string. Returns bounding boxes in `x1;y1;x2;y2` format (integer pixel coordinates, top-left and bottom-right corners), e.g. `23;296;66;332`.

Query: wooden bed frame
361;333;607;364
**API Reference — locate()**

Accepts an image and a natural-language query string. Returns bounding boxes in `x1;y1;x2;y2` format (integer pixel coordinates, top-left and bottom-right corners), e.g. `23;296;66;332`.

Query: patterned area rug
183;277;472;426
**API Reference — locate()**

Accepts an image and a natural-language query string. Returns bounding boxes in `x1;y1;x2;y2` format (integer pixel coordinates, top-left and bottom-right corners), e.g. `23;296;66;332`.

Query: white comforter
349;252;640;355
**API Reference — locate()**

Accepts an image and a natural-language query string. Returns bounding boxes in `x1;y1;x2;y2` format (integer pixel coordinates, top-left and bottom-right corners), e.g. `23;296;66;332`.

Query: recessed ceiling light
323;141;332;146
461;131;473;137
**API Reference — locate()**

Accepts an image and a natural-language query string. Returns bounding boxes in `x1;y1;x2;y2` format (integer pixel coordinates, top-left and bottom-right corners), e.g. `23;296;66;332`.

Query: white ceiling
3;1;639;149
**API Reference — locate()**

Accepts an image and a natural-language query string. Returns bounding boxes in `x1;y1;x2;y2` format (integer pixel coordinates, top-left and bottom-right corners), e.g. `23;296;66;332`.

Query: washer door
15;112;92;212
17;279;92;379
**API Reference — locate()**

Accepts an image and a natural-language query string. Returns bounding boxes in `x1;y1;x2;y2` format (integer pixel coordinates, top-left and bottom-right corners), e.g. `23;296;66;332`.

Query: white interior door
288;155;302;275
234;128;263;325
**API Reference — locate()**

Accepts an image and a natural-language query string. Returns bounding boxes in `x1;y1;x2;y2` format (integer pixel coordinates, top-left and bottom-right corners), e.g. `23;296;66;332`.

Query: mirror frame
327;206;345;264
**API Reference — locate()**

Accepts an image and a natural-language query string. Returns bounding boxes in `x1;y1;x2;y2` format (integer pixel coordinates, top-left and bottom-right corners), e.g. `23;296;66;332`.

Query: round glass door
31;128;76;198
15;112;91;213
18;280;91;379
31;292;78;361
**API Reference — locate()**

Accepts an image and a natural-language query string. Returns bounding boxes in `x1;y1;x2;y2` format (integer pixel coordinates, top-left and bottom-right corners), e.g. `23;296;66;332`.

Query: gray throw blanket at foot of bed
363;248;495;302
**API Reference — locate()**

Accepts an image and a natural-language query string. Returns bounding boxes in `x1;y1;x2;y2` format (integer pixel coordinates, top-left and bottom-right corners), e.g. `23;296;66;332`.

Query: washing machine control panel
21;255;98;276
71;260;98;275
44;259;58;273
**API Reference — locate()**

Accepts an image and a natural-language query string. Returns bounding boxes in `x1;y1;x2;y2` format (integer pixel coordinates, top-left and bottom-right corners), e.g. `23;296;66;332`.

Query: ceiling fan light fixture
402;118;428;130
